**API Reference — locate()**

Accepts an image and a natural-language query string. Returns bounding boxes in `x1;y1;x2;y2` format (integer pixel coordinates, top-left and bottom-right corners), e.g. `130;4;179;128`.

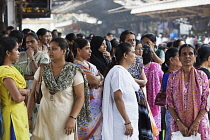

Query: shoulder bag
34;64;45;104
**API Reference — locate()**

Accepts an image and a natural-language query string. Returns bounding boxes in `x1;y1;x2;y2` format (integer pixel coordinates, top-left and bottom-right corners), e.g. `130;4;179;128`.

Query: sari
166;67;210;140
144;62;163;132
74;60;103;140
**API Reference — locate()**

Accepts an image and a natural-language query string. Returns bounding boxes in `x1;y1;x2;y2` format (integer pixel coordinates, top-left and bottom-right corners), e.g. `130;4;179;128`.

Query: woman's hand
26;47;34;60
65;117;76;135
29;119;33;131
187;121;199;136
177;121;188;136
124;123;133;137
19;88;30;96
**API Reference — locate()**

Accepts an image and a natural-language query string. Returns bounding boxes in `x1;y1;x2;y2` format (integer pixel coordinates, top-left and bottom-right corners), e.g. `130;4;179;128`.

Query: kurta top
15;51;49;76
102;65;139;140
32;67;84;140
0;66;29;140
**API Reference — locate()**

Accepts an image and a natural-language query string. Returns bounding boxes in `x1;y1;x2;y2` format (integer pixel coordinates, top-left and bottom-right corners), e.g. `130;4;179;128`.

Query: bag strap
37;64;45;82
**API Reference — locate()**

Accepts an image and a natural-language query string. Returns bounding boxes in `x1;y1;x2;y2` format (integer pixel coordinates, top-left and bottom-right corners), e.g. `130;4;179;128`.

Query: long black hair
161;48;179;73
50;38;74;62
0;37;17;66
72;38;89;58
104;43;132;77
142;45;153;65
195;45;210;68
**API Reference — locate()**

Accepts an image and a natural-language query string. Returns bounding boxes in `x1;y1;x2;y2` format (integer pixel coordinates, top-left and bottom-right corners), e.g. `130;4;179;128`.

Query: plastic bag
171;131;201;140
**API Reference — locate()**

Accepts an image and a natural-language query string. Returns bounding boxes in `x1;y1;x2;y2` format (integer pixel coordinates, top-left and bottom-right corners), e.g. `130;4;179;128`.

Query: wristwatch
175;118;180;122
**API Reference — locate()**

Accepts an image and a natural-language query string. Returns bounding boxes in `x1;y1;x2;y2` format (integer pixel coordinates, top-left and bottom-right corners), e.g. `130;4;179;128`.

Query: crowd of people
0;26;210;140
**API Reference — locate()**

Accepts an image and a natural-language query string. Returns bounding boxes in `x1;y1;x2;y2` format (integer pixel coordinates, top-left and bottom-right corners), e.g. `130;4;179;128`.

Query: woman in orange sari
73;38;103;140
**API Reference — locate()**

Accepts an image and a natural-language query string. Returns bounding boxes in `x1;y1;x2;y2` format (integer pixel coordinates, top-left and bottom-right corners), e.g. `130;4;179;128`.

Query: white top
102;65;139;140
32;67;84;140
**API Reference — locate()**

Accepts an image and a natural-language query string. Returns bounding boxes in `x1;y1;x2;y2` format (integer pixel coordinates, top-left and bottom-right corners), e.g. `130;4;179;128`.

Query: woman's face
39;32;50;45
48;41;65;62
126;46;136;65
142;37;155;48
98;40;107;52
47;32;52;44
179;46;195;67
170;53;182;69
178;41;185;49
124;34;136;47
78;42;92;60
135;43;143;56
26;35;39;51
9;43;20;62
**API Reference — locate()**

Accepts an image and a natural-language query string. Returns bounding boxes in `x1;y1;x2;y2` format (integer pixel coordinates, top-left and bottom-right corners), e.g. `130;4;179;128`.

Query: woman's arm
27;79;37;120
114;89;133;136
168;106;189;136
86;74;100;85
3;78;25;103
188;109;206;136
134;69;147;87
65;82;85;135
152;52;164;64
26;48;38;74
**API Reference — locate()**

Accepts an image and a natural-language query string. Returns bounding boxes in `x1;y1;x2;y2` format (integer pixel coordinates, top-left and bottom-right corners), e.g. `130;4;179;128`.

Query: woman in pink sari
166;44;210;139
143;45;163;138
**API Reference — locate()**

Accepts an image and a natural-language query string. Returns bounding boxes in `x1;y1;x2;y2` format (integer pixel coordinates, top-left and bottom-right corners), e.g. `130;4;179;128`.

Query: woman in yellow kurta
0;37;30;140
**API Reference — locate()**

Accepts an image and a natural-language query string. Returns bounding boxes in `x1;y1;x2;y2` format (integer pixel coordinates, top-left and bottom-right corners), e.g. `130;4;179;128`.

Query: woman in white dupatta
102;43;139;140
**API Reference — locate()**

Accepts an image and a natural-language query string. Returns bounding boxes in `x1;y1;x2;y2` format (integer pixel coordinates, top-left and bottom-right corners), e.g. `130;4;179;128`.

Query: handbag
155;89;166;106
171;131;201;140
34;64;45;104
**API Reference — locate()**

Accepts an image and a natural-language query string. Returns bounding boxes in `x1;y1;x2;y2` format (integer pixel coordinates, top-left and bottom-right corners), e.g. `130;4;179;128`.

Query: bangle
29;117;32;121
124;122;131;125
31;59;35;62
69;115;76;120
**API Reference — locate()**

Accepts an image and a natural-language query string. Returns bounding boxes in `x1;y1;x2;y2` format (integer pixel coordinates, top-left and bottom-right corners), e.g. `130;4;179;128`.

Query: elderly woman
166;44;210;139
102;43;139;140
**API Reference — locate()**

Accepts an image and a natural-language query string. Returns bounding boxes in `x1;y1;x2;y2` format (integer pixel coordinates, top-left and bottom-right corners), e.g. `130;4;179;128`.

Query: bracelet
29;117;32;121
31;59;35;62
69;115;77;120
124;122;131;125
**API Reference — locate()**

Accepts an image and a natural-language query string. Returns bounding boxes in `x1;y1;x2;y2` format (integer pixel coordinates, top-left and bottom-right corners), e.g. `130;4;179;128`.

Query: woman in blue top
161;48;182;140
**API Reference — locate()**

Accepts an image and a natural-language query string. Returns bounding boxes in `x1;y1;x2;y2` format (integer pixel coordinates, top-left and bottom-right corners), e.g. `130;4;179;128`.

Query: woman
0;37;30;139
27;38;91;140
166;44;210;139
141;33;164;64
143;45;163;139
73;38;103;140
90;36;111;76
15;32;49;89
195;45;210;123
161;48;182;140
102;43;139;140
36;28;50;52
128;39;154;140
172;39;185;49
